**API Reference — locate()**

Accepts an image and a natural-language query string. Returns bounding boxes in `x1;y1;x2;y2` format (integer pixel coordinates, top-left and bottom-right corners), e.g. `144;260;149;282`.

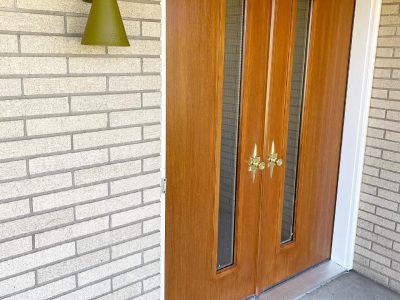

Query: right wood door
257;0;356;291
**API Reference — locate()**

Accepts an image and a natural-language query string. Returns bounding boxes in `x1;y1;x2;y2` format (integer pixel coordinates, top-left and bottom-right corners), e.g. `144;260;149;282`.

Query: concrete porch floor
300;271;400;300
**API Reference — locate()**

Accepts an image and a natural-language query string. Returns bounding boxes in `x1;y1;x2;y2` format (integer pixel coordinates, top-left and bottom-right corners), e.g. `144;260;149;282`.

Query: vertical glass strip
217;0;245;270
281;0;311;244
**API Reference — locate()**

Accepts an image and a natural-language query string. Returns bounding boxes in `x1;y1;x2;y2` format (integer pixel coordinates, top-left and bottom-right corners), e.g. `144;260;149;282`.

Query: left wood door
166;0;271;299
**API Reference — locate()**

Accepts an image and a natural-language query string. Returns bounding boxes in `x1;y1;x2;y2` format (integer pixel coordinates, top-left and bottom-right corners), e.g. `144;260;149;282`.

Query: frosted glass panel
217;0;245;270
281;0;311;244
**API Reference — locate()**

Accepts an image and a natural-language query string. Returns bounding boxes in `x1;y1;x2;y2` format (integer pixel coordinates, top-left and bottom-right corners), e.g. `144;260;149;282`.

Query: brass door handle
249;144;265;181
268;140;283;178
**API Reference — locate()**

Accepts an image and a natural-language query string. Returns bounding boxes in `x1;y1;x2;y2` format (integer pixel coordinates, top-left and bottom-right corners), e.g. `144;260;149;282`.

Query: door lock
268;140;283;178
249;144;266;181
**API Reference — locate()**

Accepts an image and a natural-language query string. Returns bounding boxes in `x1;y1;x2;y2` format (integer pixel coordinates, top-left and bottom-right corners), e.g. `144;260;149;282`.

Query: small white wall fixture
331;0;382;269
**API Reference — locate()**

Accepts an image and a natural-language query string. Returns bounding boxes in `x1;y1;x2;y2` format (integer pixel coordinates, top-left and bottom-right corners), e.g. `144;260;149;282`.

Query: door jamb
331;0;382;269
160;0;383;298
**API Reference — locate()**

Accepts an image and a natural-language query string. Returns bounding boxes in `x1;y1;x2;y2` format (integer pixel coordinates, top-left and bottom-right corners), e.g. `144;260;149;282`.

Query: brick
33;184;108;212
78;253;142;286
0;199;30;222
143;217;161;234
53;280;111;300
110;172;160;195
143;92;161;107
35;217;109;248
0;160;26;181
112;261;160;290
109;75;161;92
0;121;24;139
110;141;160;161
77;223;141;254
380;169;400;183
96;282;142;300
76;192;141;220
109;40;161;56
112;203;160;228
358;227;394;249
375;225;400;242
372;89;388;99
363;165;380;177
144;187;161;203
380;15;400;26
374;68;392;78
0;57;66;75
24;77;107;96
134;289;160;300
379;27;396;36
365;147;382;157
362;174;399;192
0;243;75;278
389;90;400;100
0;237;32;261
375;57;400;68
372;243;400;262
143;274;160;291
16;0;88;14
142;22;161;37
386;131;400;142
382;4;400;15
143;157;161;172
361;192;398;211
359;201;376;214
29;149;108;174
361;183;377;196
377;189;400;204
144;124;161;139
376;48;394;57
0;97;69;119
143;58;162;73
0;173;72;201
144;246;160;263
5;277;76;300
0;35;18;53
353;253;370;267
353;263;389;286
0;11;64;33
387;110;400;121
371;261;400;280
0;79;21;97
69;57;141;74
0;0;13;8
358;210;396;230
73;127;142;150
20;35;105;55
37;249;110;283
0;273;35;298
354;245;391;266
118;2;161;20
369;117;400;132
0;208;73;241
27;114;107;136
67;16;140;37
71;93;141;112
112;232;160;259
110;109;161;127
75;161;141;185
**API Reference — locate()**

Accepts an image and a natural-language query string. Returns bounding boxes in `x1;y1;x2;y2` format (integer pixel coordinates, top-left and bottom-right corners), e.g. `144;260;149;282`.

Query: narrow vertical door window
281;0;311;244
217;0;245;270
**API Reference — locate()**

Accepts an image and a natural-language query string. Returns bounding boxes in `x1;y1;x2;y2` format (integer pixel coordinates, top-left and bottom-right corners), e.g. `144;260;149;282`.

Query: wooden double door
166;0;355;299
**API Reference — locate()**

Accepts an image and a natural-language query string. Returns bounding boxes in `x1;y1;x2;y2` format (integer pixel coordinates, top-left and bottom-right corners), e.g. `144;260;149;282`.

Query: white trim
160;0;166;298
331;0;382;270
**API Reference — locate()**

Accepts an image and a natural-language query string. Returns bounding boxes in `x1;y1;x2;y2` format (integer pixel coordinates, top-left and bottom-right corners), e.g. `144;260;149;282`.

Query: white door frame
331;0;382;269
160;0;383;297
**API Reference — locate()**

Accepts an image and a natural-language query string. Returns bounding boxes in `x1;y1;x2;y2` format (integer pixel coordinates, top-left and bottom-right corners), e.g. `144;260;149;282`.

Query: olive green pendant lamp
82;0;130;47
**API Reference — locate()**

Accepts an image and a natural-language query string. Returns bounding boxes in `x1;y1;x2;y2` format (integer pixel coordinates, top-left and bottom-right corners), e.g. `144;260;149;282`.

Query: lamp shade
82;0;130;47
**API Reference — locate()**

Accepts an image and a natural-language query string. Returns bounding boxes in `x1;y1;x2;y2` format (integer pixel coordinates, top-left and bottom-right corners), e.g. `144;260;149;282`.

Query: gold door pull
249;144;266;181
268;140;283;178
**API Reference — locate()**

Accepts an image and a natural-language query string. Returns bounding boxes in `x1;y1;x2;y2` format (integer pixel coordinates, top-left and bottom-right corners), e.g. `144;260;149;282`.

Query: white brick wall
0;0;162;299
354;0;400;294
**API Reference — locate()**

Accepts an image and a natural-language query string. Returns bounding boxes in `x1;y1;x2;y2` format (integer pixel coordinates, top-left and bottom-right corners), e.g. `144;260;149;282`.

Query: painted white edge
160;0;166;298
331;0;382;269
